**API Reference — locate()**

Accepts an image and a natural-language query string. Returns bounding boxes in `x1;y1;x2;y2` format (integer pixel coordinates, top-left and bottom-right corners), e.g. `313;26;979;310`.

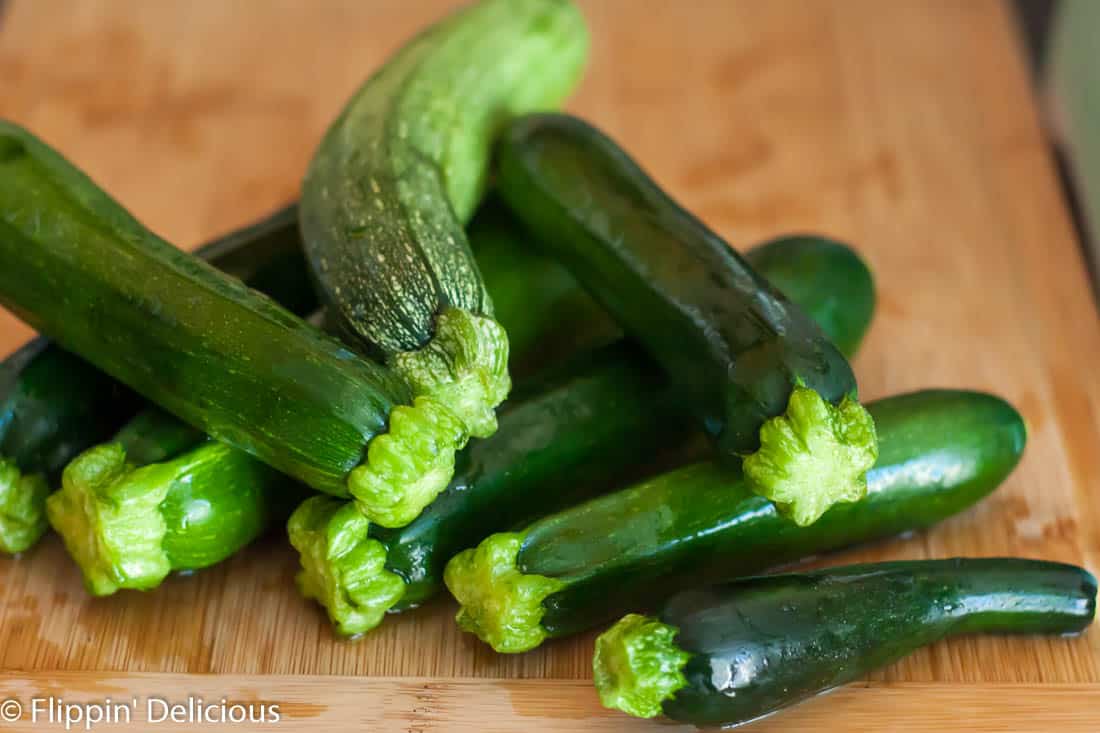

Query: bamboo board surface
2;0;1099;729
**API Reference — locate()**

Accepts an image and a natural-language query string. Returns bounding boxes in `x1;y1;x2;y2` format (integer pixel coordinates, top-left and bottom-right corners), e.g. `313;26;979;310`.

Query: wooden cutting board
2;1;1099;729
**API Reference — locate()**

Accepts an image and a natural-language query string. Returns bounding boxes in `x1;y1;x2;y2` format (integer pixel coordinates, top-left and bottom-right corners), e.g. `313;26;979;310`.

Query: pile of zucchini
0;0;1093;728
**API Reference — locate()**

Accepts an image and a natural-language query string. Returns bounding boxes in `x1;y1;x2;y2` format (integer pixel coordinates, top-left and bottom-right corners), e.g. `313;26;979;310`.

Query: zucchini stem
47;444;172;595
593;614;691;719
443;531;564;653
347;396;467;528
0;459;50;554
391;307;511;439
47;440;295;596
287;496;406;637
742;386;878;526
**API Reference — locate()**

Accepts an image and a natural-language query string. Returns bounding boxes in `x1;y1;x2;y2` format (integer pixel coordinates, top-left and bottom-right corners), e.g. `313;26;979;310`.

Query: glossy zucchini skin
385;233;874;606
530;391;1025;636
374;341;677;610
0;340;138;483
496;113;858;455
50;429;307;595
0;203;310;481
301;0;588;446
446;390;1026;651
611;559;1096;726
109;407;206;467
471;201;875;379
468;199;618;377
0;121;411;496
745;234;875;359
291;232;875;635
159;444;305;572
497;114;875;526
0;203;316;554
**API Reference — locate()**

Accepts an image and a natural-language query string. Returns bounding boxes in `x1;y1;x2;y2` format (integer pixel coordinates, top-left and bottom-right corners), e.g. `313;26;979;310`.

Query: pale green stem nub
288;496;406;638
46;443;172;595
443;531;563;653
0;458;50;554
347;396;467;528
391;307;511;439
593;613;691;719
743;386;878;527
346;309;512;528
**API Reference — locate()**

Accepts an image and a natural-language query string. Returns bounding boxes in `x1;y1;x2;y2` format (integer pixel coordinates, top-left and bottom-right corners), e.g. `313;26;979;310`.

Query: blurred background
0;0;1095;286
1019;0;1097;292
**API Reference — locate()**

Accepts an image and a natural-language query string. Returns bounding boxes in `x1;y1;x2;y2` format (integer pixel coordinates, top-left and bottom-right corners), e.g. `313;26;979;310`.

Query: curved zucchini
594;559;1097;725
444;390;1026;652
299;0;589;518
497;113;876;526
0;121;443;528
0;204;315;554
44;192;626;591
289;234;874;637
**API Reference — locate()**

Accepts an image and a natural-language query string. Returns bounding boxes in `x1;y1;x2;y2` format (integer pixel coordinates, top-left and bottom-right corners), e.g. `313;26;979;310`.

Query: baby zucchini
445;390;1026;652
290;234;875;637
595;559;1096;726
0;342;136;554
467;199;618;377
0;121;445;527
42;196;625;596
300;0;589;524
49;407;305;595
497;113;877;526
289;342;674;636
0;204;314;554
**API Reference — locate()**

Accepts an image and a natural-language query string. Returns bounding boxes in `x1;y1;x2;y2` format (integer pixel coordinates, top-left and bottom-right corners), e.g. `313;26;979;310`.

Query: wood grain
1;676;1099;732
1;0;1099;727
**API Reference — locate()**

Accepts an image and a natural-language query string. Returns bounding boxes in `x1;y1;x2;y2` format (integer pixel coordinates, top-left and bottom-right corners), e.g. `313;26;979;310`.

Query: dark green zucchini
595;559;1097;725
0;204;315;554
42;192;624;591
0;121;450;529
48;407;306;595
467;200;618;377
289;234;874;636
289;342;676;636
299;0;589;517
471;201;875;379
745;234;875;359
0;342;135;554
445;390;1026;652
497;113;877;526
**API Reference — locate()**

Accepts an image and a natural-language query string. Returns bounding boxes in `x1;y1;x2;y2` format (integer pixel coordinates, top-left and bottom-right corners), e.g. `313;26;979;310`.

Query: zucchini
594;559;1097;725
290;343;676;636
0;342;136;554
444;390;1026;652
496;113;877;526
42;194;622;592
467;199;617;377
48;407;306;595
0;121;442;528
0;204;315;554
472;200;875;378
299;0;589;521
289;235;875;636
